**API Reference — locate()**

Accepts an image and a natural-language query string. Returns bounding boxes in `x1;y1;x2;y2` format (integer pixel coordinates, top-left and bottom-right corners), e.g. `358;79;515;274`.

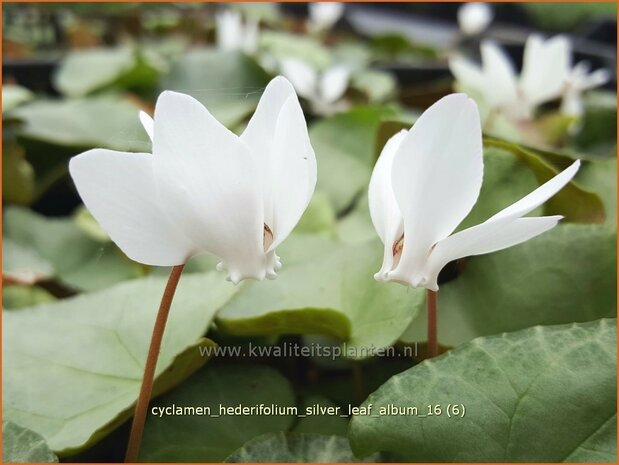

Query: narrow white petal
389;94;483;285
319;66;349;104
561;91;583;117
583;68;610;90
449;55;487;94
139;111;154;141
267;95;317;251
368;130;407;280
151;91;266;281
69;149;194;266
480;41;519;108
424;215;562;290
280;59;318;100
490;160;580;222
520;34;571;106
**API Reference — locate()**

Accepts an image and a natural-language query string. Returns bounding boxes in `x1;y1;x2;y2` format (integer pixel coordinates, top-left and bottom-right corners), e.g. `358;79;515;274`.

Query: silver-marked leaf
226;432;379;463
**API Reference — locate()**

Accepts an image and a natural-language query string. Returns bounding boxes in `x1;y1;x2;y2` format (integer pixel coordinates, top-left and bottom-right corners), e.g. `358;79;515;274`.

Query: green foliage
217;240;425;356
160;49;271;128
139;364;296;462
310;106;400;212
3;274;237;455
226;432;377;463
351;319;617;462
2;421;58;463
3;206;142;292
54;47;162;97
11;96;150;152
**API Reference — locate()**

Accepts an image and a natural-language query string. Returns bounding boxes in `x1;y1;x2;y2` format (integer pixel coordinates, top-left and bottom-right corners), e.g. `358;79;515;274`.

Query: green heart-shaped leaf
351;319;617;462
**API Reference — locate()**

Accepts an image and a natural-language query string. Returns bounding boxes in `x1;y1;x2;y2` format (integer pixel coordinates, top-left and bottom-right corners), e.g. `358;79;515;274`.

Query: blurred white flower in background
280;58;350;114
458;2;493;36
308;2;345;33
215;9;259;54
450;35;572;121
70;77;317;284
561;61;610;118
369;94;579;291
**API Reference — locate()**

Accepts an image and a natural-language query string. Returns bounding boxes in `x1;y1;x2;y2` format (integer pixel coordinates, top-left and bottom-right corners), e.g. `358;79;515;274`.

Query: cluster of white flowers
449;34;609;121
214;5;349;114
70;78;578;291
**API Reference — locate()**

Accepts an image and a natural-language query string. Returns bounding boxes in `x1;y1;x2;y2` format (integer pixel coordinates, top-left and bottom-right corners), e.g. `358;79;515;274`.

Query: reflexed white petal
241;76;297;227
368;130;407;280
309;2;344;30
458;2;493;36
582;68;610;90
520;34;571;106
449;55;487;94
490;160;580;222
319;66;349;104
139;111;154;141
424;215;562;290
152;91;265;282
389;94;483;285
280;59;318;100
480;41;519;108
69;149;194;266
266;95;317;251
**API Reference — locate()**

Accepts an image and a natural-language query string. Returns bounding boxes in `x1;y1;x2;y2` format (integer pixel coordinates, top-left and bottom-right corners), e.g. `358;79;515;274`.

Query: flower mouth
263;223;274;251
392;233;404;267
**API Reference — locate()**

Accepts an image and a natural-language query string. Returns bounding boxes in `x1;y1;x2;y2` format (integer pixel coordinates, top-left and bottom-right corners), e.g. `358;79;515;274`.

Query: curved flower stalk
70;76;317;284
457;2;493;36
561;61;610;118
280;58;350;114
449;35;571;121
308;2;345;33
215;9;259;54
369;93;580;293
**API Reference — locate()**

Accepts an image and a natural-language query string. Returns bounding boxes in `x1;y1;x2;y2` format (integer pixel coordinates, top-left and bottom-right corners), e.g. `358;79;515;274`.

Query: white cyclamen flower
215;9;259;54
280;58;349;113
458;2;493;36
561;61;610;118
369;93;580;291
449;35;571;120
308;2;344;32
69;76;317;284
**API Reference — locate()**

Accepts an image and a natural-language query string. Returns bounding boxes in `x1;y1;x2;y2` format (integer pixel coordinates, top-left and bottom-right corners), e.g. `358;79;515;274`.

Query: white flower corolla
69;76;317;284
368;94;580;291
561;61;610;118
458;2;493;36
449;35;571;120
215;9;259;54
280;58;349;114
308;2;345;33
